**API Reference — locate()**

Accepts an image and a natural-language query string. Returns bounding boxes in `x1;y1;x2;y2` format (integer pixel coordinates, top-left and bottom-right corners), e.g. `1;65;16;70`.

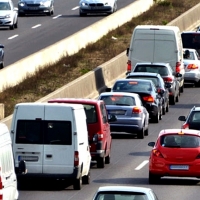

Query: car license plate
109;110;125;115
29;7;39;10
90;6;102;10
170;165;189;170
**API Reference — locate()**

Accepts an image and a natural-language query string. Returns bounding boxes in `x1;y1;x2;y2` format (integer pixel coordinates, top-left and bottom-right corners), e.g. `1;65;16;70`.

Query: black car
178;106;200;130
0;44;4;69
132;62;181;105
106;79;162;123
126;72;170;115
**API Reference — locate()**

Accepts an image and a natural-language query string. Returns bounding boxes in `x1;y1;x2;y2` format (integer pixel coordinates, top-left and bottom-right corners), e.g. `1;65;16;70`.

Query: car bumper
149;158;200;177
0;19;14;26
184;72;200;83
80;6;113;13
18;7;52;14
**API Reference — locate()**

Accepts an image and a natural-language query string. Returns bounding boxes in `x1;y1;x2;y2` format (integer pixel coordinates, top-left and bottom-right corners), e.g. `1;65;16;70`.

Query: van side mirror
93;134;98;143
176;73;182;77
178;116;186;121
108;114;117;123
18;160;27;175
126;48;129;56
157;88;164;95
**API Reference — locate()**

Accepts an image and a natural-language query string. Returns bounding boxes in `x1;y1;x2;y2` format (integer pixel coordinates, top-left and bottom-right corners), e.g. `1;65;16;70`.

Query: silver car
92;186;159;200
98;92;149;139
79;0;117;16
183;48;200;87
0;0;18;30
18;0;54;16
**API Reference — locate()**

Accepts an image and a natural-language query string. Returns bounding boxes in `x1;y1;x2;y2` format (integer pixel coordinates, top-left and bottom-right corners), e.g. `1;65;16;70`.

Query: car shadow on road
93;177;200;186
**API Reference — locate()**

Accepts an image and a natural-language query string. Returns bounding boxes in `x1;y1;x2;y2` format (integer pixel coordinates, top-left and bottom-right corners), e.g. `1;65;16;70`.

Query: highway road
0;0;137;66
19;84;200;200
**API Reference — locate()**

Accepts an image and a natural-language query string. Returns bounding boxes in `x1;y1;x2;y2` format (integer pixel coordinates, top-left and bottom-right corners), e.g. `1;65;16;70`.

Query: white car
92;186;159;200
0;0;18;30
183;48;200;87
79;0;117;16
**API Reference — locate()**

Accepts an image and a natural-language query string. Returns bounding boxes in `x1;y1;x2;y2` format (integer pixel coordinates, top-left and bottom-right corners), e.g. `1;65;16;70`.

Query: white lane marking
135;160;149;170
53;14;62;19
8;35;19;40
32;24;41;29
72;6;79;10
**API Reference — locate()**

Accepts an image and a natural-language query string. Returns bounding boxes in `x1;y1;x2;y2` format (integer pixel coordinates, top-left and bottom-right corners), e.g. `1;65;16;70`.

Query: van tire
105;153;110;164
82;171;90;184
97;157;105;168
73;176;82;190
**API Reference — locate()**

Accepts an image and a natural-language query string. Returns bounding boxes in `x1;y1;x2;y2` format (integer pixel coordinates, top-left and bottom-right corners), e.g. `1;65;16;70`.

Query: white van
126;25;185;92
11;102;91;190
0;123;25;200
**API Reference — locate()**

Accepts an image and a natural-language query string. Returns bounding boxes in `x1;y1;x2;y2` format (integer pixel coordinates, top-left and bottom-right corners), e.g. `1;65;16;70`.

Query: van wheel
144;128;148;136
166;101;169;112
169;95;175;105
97;157;105;168
73;176;82;190
82;171;90;184
180;85;184;93
105;153;110;164
176;93;179;102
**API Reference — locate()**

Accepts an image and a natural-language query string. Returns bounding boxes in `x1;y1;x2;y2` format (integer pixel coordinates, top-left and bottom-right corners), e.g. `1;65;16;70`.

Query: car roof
191;106;200;111
158;129;200;137
97;186;152;193
135;62;170;66
127;72;161;78
48;98;103;105
115;78;153;83
99;92;140;98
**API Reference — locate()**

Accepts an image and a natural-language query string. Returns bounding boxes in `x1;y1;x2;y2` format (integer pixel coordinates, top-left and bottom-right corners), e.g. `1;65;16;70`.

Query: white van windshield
16;120;72;145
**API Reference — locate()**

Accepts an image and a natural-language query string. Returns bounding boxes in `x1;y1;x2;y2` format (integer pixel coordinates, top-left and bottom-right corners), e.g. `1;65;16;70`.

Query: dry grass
1;0;200;117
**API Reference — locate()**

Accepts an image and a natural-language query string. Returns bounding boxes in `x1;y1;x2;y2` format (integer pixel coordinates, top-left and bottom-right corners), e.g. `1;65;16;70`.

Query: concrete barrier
2;2;200;129
0;0;154;92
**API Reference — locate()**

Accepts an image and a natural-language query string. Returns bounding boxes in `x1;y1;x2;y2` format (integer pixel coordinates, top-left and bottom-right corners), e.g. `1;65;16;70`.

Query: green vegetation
1;0;199;118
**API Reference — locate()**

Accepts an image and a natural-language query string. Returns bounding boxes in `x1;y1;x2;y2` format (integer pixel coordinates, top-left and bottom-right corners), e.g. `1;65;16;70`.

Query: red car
48;98;115;168
148;129;200;184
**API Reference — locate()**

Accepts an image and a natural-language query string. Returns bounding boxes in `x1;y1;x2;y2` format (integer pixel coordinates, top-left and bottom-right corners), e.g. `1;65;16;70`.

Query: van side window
16;120;72;145
44;121;72;145
100;104;108;124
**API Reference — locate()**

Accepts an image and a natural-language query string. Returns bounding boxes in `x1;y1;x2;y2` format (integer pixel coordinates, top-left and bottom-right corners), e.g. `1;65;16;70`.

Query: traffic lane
18;85;200;200
1;0;138;66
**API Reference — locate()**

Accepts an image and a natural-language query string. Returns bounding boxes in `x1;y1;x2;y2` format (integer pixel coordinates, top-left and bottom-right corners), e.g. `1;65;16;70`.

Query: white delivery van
126;25;185;92
11;102;91;190
0;123;26;200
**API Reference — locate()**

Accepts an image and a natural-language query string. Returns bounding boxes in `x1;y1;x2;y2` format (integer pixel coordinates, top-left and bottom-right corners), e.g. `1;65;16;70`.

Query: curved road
19;84;200;200
1;0;137;66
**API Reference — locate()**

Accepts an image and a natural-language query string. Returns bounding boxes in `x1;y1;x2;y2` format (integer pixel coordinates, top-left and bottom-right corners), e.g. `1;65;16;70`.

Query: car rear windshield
134;65;169;76
160;134;200;148
113;81;152;93
94;192;148;200
181;33;200;51
127;76;159;87
100;95;136;106
16;120;72;145
188;111;200;122
83;104;97;124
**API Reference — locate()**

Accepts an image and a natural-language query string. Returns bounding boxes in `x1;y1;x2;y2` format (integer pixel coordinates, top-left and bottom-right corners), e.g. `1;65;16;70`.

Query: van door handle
6;175;11;180
79;142;84;145
46;154;52;158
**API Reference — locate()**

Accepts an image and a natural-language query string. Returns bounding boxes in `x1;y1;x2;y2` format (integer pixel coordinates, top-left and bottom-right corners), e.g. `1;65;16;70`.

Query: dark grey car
18;0;54;16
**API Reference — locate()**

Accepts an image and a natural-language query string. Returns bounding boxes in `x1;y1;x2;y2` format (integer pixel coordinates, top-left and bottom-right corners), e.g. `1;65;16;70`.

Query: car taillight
74;151;79;167
187;64;198;69
163;76;174;83
182;123;189;129
176;61;181;73
97;133;104;141
127;60;131;72
132;106;142;113
152;149;164;158
143;96;154;103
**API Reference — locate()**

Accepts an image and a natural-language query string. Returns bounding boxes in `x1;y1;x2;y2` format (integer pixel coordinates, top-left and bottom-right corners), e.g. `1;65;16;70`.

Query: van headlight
5;14;11;18
40;1;51;7
19;2;25;6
